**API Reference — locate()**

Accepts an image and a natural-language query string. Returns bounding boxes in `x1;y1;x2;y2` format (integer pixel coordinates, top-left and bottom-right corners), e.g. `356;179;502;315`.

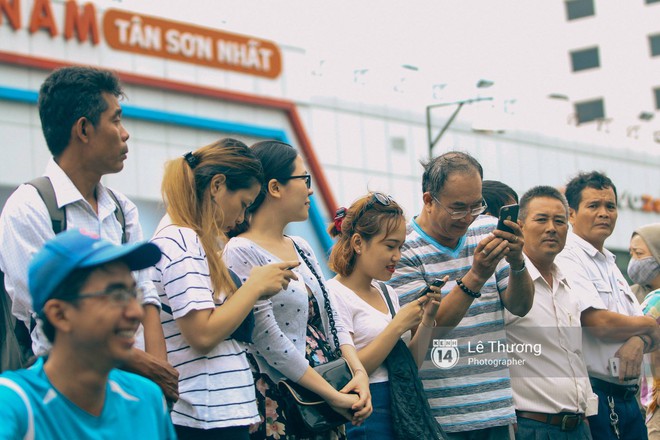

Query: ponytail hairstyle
162;138;264;299
328;193;405;277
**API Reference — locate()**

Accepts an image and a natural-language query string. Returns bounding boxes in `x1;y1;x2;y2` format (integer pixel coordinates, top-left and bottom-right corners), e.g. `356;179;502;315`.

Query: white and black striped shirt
149;221;259;429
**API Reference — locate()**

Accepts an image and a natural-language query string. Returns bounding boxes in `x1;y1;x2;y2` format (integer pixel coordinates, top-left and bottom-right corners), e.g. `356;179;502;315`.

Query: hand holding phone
497;204;519;234
420;278;447;296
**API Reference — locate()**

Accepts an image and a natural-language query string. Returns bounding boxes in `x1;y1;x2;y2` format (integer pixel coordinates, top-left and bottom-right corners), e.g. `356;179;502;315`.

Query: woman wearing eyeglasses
149;138;298;440
224;140;372;440
326;193;446;440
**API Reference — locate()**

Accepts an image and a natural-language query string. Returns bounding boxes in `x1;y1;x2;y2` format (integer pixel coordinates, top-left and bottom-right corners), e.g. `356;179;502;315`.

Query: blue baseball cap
28;229;161;312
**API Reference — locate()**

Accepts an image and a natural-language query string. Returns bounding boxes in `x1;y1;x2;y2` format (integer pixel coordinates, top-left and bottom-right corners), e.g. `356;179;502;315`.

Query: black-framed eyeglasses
77;286;144;306
281;174;312;189
431;195;488;220
354;192;394;222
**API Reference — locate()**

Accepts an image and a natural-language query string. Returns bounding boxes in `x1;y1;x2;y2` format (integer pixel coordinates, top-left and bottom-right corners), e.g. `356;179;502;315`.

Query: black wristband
638;335;651;351
456;278;481;299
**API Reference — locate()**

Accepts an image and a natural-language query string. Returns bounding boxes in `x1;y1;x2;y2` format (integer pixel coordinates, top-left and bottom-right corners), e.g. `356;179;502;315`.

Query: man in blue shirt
389;151;534;438
0;229;176;439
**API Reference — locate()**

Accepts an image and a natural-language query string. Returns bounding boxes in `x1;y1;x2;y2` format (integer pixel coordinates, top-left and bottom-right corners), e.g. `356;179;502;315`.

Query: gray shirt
223;236;336;382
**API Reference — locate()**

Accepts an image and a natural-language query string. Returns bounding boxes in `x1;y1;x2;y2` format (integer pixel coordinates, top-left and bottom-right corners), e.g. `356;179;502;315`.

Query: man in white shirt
506;186;596;439
0;66;178;401
556;171;659;440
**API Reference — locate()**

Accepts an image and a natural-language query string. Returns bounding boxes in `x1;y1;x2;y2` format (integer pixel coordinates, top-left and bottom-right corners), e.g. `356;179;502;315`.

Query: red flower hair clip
334;207;347;232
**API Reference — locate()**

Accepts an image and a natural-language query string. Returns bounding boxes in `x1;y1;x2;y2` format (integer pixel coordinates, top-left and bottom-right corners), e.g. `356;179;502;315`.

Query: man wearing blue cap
0;229;176;439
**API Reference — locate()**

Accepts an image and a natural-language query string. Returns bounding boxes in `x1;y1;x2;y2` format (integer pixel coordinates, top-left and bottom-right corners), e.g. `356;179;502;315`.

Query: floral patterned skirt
248;297;347;440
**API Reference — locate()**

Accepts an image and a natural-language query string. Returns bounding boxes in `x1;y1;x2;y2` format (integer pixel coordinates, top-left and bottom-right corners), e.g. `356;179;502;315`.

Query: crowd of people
0;66;659;440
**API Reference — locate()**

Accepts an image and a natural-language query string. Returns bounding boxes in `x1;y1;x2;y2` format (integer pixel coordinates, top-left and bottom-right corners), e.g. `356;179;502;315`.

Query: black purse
277;239;354;434
379;282;447;440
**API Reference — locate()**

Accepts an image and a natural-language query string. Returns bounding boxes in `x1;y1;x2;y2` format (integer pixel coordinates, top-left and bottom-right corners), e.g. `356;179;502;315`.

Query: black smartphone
420;278;446;296
497;204;519;234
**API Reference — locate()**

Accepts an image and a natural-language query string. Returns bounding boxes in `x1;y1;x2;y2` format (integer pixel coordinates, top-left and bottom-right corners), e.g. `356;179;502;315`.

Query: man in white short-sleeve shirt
506;186;597;439
0;66;178;401
556;171;660;440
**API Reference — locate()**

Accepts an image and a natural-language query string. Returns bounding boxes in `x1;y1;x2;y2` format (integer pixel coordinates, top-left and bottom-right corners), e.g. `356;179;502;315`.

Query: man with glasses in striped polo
389;151;534;440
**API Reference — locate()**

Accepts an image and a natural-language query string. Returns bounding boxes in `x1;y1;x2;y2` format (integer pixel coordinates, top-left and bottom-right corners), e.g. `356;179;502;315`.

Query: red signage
0;0;282;79
103;9;281;79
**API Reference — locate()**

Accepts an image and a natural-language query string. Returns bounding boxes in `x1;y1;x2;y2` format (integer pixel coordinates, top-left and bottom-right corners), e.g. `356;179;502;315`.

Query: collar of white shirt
45;158;87;208
524;254;570;291
567;230;615;263
44;158;115;214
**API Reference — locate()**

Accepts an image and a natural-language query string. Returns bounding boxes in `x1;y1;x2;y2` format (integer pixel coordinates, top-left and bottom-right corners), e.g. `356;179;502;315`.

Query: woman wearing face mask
150;138;298;439
223;140;372;440
326;193;446;440
628;223;660;439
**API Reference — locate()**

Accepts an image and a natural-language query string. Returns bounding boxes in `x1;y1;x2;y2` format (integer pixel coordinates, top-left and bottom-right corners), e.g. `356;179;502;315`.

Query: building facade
0;0;658;270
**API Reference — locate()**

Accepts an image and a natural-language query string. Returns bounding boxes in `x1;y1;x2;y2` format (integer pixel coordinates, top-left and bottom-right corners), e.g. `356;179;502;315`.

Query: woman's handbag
277;239;355;434
277;357;353;433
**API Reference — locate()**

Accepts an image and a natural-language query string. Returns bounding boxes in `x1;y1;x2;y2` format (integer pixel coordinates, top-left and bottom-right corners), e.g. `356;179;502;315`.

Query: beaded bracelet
420;319;437;328
510;260;527;274
456;278;481;298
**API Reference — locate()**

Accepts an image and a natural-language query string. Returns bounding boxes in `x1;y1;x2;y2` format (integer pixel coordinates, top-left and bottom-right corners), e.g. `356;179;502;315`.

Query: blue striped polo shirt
388;215;516;433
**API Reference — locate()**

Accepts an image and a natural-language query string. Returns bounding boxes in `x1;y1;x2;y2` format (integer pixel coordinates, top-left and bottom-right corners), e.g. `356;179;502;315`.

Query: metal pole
426;105;433;159
426;97;494;159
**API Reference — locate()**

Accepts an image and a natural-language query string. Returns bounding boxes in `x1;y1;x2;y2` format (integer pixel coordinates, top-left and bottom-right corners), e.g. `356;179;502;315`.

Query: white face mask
627;256;660;286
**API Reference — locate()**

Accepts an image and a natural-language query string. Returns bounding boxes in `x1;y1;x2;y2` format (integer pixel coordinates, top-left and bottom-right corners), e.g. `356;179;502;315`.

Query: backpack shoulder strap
25;177;65;234
25;178;126;244
105;189;127;244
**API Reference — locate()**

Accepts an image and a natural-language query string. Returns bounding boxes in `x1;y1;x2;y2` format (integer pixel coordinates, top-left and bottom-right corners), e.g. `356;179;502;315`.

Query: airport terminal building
0;0;658;270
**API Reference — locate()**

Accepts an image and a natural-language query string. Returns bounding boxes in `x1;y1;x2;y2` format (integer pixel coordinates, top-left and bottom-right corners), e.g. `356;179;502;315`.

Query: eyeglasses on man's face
77;286;144;306
431;194;488;220
281;174;312;189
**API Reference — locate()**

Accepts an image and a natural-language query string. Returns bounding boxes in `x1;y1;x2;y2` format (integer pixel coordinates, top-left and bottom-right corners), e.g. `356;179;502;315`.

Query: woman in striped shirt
150;138;298;440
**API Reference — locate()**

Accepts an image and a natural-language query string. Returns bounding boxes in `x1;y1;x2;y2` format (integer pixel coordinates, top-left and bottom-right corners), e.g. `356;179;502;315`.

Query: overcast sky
94;0;564;100
86;0;658;140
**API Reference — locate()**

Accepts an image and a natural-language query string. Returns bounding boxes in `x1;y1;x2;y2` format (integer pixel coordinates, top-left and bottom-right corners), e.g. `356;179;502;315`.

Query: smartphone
609;357;620;377
420;278;446;296
497;204;519;234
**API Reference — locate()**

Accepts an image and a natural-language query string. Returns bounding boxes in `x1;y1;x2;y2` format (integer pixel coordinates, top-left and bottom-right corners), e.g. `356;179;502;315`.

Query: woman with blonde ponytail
150;138;299;440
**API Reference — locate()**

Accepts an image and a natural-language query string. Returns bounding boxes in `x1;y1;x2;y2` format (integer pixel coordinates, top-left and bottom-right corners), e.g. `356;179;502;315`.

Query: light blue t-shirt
0;357;176;439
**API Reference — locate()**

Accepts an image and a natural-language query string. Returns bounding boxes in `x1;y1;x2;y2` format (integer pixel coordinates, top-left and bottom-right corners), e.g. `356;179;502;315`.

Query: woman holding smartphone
150;139;298;439
224;140;371;440
326;193;446;440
